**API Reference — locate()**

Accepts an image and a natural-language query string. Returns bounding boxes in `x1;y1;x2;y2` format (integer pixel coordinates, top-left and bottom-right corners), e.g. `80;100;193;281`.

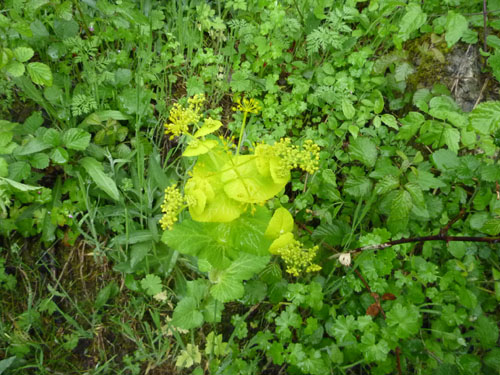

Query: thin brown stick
354;269;386;319
473;78;489;109
440;207;467;236
329;235;500;258
396;347;402;375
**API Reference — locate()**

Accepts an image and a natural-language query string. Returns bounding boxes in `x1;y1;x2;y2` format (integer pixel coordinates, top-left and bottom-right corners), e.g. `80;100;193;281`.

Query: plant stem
236;111;248;156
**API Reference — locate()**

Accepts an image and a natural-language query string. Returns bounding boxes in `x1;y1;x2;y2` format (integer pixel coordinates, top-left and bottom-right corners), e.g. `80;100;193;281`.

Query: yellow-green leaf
265;207;294;239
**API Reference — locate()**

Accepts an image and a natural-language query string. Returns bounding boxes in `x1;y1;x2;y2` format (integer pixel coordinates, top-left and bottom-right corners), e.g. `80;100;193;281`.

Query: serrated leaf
445;11;468;47
342;98;355;119
397;4;426;42
27;62;52;86
80;157;120;201
390;189;413;221
62;128;91;150
405;182;425;208
386;303;421;339
349;137;378;168
432;149;459;171
443;126;460;153
171;297;204;329
375;175;400;194
13;46;34;62
30;153;49;169
344;175;372;198
469;101;500;135
482;219;500;235
15;138;51;156
380;114;398;129
140;274;163;296
210;253;269;302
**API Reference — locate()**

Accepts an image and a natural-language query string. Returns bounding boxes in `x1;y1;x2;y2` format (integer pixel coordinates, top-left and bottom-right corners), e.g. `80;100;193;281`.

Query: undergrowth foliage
0;0;500;374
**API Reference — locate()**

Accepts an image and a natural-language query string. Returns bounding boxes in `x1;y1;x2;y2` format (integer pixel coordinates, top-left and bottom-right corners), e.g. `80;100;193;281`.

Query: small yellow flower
232;97;262;114
164;95;206;139
159;185;185;230
276;239;321;276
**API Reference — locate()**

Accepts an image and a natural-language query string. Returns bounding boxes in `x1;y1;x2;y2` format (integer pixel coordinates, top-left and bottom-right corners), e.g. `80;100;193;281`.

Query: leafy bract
221;155;288;203
265;207;294;238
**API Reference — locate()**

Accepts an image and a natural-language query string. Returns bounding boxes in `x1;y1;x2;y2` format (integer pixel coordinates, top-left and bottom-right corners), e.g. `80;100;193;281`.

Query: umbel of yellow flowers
160;95;321;276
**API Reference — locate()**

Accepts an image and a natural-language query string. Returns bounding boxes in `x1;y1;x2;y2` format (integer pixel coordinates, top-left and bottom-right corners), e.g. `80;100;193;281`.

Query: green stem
236;111;248;156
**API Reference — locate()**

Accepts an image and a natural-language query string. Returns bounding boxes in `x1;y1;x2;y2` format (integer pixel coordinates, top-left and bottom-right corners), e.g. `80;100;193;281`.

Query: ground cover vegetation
0;0;500;373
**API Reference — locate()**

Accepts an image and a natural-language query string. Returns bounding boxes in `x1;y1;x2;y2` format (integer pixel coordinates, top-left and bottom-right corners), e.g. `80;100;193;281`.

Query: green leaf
0;177;40;191
62;128;91;151
80;157;120;201
408;169;446;191
6;61;25;77
175;344;201;369
405;182;425;208
0;158;8;178
349;137;378;168
445;11;468;47
171;297;204;330
53;18;79;39
386;303;421;339
209;253;269;302
442;126;460;153
342;98;355;119
50;147;69;164
359;333;390;362
15;138;51;156
30;153;49;169
391;189;413;220
344;175;372;198
469;101;500;135
13;46;34;62
380;114;398;129
432;149;459;172
473;315;499;348
397;4;427;42
140;274;162;296
481;219;500;235
448;241;466;258
484;348;500;371
265;207;294;238
27;62;53;86
375;175;400;194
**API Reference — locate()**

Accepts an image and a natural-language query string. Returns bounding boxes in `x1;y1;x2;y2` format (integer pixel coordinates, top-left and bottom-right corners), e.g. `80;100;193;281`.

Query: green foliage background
0;0;499;374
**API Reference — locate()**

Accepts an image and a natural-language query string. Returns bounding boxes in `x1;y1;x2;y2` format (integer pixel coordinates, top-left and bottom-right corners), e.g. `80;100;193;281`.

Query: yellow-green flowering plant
161;95;321;303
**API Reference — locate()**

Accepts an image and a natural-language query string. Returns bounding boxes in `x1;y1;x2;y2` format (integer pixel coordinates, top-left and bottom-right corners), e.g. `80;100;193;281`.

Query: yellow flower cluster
164;94;205;139
271;138;321;175
276;239;322;277
232;97;262;114
159;185;185;230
